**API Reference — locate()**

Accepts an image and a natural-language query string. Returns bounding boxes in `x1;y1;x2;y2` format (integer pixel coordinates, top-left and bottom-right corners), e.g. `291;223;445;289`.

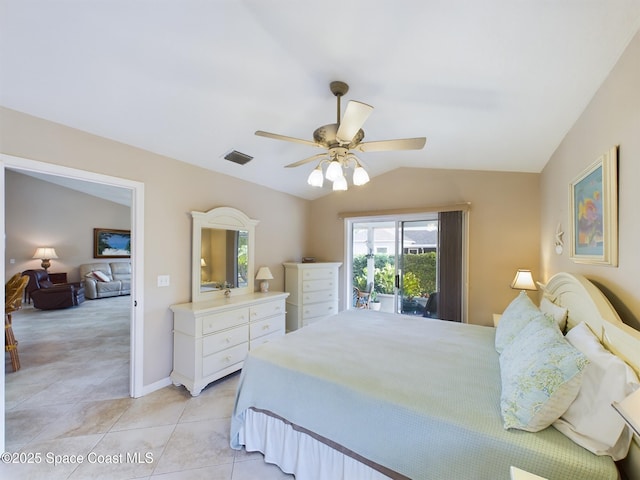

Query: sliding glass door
397;219;439;316
348;210;465;321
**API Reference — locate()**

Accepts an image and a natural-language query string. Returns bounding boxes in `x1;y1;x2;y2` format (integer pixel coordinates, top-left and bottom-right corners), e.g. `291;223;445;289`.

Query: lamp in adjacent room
32;247;58;272
255;267;274;293
510;269;537;293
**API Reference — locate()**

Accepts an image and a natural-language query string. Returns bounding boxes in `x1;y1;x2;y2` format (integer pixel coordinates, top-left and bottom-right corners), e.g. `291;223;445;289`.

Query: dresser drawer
202;342;248;377
250;329;284;348
202;324;248;356
302;268;335;281
302;301;337;320
250;314;285;340
302;289;336;304
302;278;336;292
250;300;285;322
202;308;249;335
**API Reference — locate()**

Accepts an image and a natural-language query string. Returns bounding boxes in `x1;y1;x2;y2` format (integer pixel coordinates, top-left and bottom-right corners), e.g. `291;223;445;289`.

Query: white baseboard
140;376;172;397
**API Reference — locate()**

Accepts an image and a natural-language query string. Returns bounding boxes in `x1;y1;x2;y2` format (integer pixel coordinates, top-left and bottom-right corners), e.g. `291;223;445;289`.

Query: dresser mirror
192;207;259;302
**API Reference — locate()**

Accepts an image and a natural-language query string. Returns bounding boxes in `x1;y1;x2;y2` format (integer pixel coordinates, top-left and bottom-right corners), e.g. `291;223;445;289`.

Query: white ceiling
2;1;640;200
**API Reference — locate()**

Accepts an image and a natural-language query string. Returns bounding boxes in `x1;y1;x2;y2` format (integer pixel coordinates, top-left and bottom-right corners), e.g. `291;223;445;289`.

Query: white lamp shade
200;258;207;267
325;160;343;182
307;167;324;187
33;247;58;259
510;269;537;291
332;174;348;191
352;165;370;186
255;267;274;280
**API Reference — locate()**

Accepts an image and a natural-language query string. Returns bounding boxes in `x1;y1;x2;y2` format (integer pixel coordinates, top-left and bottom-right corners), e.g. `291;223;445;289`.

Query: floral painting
574;166;603;255
569;146;618;266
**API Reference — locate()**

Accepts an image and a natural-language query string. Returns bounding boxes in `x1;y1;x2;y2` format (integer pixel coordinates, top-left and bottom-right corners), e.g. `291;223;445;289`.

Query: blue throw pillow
495;291;543;353
499;314;589;432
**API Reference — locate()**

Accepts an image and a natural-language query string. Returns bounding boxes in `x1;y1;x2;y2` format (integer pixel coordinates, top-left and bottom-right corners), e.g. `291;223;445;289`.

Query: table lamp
33;247;58;272
256;267;274;293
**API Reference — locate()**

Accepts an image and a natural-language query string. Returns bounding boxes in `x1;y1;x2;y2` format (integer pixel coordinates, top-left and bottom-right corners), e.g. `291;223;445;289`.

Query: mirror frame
192;207;259;303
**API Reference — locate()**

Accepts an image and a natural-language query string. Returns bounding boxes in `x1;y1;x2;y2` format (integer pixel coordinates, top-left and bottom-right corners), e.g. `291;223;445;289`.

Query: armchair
22;269;85;310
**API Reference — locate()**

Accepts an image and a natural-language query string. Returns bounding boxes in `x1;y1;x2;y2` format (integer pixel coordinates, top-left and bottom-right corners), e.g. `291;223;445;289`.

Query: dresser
170;291;289;396
283;262;341;331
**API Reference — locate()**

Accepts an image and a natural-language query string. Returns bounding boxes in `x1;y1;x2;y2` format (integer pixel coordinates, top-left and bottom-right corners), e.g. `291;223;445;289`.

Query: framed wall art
94;228;131;258
569;146;618;266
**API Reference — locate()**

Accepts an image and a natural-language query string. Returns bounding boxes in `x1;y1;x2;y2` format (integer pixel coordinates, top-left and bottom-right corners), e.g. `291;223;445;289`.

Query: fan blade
255;130;320;148
285;153;329;168
356;137;427;152
336;101;374;143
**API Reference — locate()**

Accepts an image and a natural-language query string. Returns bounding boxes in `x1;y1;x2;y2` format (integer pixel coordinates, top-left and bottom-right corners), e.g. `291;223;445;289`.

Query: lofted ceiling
2;1;640;200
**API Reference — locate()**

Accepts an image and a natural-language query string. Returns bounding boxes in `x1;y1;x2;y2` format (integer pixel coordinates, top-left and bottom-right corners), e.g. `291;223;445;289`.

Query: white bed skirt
238;408;393;480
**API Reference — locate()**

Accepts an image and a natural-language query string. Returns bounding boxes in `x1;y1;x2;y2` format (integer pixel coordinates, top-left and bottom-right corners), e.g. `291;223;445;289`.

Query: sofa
79;262;131;299
22;269;86;310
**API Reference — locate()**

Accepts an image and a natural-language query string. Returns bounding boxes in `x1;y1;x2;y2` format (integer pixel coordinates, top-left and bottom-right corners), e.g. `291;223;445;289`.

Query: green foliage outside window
352;252;437;298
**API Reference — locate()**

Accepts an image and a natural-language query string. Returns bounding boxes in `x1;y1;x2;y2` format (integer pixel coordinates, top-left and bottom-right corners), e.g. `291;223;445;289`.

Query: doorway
1;154;145;453
347;210;467;321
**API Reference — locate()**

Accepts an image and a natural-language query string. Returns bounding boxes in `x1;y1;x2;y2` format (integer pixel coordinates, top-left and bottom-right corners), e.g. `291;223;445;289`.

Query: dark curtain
438;210;463;322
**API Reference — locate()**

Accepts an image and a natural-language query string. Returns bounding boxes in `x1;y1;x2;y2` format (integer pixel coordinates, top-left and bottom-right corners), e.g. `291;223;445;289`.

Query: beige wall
308;167;541;325
5;170;131;282
541;31;640;330
1;107;309;387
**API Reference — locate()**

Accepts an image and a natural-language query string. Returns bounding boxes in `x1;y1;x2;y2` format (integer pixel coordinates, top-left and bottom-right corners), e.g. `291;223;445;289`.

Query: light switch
157;275;170;287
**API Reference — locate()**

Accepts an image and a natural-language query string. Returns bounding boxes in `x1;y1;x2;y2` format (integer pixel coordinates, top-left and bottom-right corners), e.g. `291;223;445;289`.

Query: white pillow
553;322;639;460
539;297;568;332
499;314;588;432
92;270;110;282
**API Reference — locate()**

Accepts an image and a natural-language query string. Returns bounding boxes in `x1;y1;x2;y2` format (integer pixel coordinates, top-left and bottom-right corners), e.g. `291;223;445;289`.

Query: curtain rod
338;202;471;220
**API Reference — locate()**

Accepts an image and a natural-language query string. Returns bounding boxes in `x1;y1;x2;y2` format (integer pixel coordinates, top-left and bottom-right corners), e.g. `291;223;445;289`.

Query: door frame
1;154;145;452
344;210;469;321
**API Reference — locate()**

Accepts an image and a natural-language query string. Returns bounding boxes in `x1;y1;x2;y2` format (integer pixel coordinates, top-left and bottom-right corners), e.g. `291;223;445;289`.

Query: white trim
1;164;5;454
141;376;173;396
1;153;146;455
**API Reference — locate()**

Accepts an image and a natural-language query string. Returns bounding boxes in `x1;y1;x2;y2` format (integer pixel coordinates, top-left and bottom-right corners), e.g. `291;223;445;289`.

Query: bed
230;273;640;479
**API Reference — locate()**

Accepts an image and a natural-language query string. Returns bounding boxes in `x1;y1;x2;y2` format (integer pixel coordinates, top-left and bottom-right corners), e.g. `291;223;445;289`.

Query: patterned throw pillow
495;291;544;353
539;297;568;332
499;314;589;432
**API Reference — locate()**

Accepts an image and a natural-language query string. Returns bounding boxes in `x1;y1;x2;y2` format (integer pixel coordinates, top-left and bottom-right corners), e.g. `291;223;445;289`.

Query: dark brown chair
5;273;29;371
22;269;85;310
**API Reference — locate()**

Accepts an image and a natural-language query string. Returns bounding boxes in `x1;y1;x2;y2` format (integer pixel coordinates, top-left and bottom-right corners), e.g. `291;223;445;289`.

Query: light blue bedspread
230;310;618;480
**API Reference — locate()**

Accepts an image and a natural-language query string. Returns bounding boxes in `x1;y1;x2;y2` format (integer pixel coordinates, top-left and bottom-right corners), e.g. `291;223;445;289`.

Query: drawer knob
263;324;270;330
223;356;231;363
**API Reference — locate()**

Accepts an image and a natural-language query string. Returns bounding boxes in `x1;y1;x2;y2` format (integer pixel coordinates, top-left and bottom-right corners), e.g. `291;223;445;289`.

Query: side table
48;272;68;284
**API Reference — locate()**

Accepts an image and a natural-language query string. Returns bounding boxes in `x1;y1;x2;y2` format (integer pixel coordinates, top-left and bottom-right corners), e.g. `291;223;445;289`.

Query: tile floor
3;295;293;479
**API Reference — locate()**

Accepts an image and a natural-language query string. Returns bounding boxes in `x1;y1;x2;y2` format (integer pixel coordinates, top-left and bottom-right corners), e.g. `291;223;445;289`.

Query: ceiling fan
255;81;427;191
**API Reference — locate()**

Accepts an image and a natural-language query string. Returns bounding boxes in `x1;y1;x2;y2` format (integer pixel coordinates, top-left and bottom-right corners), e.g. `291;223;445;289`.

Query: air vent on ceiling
223;150;253;165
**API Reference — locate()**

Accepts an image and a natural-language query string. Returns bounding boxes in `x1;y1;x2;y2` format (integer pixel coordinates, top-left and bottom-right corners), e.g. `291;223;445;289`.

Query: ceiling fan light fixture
332;174;348;191
307;165;324;187
325;160;343;182
353;165;370;186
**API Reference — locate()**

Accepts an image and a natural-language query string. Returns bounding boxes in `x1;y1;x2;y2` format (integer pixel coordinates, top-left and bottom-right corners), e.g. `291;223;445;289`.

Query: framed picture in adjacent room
94;228;131;258
569;146;618;266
